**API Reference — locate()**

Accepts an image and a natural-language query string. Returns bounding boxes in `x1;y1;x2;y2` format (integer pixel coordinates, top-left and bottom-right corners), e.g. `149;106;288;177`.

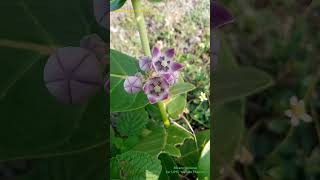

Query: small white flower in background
199;92;208;102
285;96;312;126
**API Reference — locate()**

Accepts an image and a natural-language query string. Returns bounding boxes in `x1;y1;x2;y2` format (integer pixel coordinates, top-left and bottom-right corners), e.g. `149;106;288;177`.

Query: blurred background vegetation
219;0;320;179
111;0;210;131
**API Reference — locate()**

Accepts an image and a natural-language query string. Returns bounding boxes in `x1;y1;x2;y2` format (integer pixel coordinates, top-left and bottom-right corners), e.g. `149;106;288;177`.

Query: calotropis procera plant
124;47;182;104
109;0;213;180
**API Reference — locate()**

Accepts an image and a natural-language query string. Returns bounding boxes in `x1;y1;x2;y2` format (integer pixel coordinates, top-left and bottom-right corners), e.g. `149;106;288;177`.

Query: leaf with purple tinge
211;1;234;29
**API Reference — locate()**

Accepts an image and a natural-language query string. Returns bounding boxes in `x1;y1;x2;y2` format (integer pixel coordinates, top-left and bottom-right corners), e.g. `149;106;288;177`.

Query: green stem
158;102;170;128
131;0;170;128
131;0;151;56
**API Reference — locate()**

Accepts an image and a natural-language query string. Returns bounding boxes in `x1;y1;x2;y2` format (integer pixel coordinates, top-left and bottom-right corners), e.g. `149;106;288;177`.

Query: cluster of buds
124;47;183;104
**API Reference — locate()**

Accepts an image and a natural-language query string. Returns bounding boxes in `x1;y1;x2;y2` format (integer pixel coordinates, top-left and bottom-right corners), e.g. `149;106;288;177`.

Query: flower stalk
131;0;170;128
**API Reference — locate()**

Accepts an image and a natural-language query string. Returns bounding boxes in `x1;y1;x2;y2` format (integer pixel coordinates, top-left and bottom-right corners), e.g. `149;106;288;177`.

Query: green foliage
0;0;107;162
145;104;163;121
111;151;162;180
132;123;193;157
110;0;210;179
170;82;195;97
163;124;193;157
110;49;149;112
177;130;210;167
197;140;210;180
213;101;245;178
110;0;127;11
159;153;179;180
166;94;186;119
19;146;107;180
213;67;274;105
132;122;166;156
117;109;149;137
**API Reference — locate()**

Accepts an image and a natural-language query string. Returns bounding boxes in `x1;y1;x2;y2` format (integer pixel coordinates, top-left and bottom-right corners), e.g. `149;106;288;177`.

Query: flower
151;47;183;75
285;96;312;126
143;76;170;104
123;76;142;94
199;92;208;102
162;71;180;85
139;56;153;72
123;46;186;105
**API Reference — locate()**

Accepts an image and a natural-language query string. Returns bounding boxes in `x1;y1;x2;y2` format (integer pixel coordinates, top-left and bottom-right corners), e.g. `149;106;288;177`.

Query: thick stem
131;0;170;128
131;0;151;57
0;39;55;55
158;102;170;128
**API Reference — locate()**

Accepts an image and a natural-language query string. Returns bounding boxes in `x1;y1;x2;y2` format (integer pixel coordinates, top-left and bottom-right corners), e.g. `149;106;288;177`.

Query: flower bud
80;34;106;63
139;56;153;72
44;47;102;104
124;76;142;94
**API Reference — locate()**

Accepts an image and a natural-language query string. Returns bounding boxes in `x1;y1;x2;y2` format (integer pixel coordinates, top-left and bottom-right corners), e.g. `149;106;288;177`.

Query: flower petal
290;96;298;105
290;117;300;126
162;73;174;85
298;100;305;108
285;110;293;117
124;76;142;94
143;84;151;94
160;92;169;101
152;47;160;58
301;113;312;122
139;56;152;72
148;96;158;104
170;62;183;72
165;48;175;58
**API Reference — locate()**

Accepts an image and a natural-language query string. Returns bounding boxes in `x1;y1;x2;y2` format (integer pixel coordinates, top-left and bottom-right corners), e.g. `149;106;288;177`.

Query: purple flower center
155;56;171;72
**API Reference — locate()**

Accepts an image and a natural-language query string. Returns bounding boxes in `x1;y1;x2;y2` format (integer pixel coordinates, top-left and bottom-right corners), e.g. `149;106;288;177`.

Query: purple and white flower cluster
124;47;183;104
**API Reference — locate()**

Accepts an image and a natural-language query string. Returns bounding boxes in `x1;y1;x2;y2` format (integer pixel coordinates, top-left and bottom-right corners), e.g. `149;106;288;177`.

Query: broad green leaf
132;123;192;157
167;75;188;119
110;49;149;112
18;146;107;180
117;109;149;137
163;124;193;157
177;130;210;167
132;124;166;156
145;104;162;121
213;35;273;104
213;67;273;105
111;151;162;180
213;101;245;178
198;140;210;180
110;0;127;11
170;82;195;97
159;153;179;180
212;34;246;179
0;0;107;160
166;94;186;119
